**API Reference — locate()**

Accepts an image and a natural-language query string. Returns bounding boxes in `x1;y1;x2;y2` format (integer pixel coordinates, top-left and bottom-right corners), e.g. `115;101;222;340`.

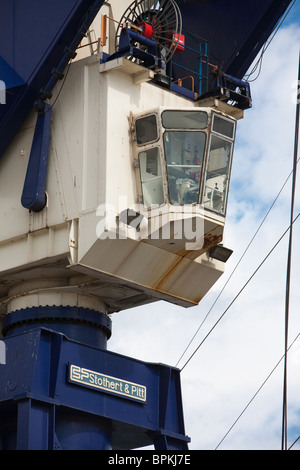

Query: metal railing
171;29;210;97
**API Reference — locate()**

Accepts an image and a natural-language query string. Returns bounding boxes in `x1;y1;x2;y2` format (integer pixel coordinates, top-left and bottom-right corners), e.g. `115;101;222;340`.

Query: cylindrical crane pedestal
2;305;112;350
1;305;113;450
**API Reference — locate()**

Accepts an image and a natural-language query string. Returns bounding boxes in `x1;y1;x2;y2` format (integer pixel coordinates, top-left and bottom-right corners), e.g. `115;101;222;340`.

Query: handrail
171;28;210;96
174;75;195;92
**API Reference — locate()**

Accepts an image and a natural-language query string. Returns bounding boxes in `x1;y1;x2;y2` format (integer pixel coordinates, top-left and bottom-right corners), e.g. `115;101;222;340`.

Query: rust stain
153;256;186;291
152;232;222;293
174;233;222;259
202;233;223;252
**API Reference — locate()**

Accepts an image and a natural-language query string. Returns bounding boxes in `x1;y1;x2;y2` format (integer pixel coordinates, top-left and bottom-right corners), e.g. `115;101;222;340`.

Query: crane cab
126;106;236;262
133;107;235;214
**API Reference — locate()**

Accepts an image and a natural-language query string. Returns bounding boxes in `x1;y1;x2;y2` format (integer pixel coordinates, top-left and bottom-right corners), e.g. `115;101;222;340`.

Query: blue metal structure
21;104;52;212
0;0;106;161
0;0;294;160
116;29;161;70
0;308;189;450
174;0;294;93
0;0;295;451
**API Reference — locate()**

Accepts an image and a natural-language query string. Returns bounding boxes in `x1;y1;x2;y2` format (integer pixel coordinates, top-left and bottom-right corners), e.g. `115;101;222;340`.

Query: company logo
0;341;6;364
69;364;146;402
0;80;6;104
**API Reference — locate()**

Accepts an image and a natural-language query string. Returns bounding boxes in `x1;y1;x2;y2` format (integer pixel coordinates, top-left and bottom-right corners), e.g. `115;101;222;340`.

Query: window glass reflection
164;131;206;204
203;135;232;214
162;110;208;129
136;115;158;145
212;115;234;139
138;147;164;208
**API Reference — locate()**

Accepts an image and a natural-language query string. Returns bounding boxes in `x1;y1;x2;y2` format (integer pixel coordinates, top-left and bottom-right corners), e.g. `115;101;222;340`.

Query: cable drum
115;0;182;64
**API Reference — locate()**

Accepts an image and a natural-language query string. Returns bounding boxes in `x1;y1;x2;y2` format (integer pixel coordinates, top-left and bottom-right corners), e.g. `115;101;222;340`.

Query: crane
0;0;294;451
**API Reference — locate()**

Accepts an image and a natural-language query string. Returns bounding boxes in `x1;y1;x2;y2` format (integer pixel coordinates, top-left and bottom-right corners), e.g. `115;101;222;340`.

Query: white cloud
109;20;300;450
233;24;300;206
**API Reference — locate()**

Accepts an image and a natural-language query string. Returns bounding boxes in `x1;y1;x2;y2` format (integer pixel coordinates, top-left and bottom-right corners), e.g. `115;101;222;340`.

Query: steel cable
180;212;300;372
281;51;300;451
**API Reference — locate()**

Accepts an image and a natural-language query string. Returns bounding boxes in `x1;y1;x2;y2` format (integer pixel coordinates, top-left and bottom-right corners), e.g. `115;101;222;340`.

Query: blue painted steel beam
0;326;190;450
102;28;163;70
0;0;294;159
174;0;294;90
21;104;52;212
0;0;106;160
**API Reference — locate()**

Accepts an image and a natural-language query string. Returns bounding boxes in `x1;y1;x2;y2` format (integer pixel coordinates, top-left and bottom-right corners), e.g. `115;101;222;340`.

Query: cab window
136;115;158;145
162;110;208;129
163;131;206;205
138;147;164;208
203;114;235;215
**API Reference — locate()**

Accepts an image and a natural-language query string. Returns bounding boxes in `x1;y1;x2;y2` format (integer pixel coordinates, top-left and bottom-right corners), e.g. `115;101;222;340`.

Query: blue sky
288;0;300;22
109;2;300;450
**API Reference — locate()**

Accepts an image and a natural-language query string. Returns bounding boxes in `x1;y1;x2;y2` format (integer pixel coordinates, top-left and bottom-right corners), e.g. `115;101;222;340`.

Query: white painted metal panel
0;53;236;316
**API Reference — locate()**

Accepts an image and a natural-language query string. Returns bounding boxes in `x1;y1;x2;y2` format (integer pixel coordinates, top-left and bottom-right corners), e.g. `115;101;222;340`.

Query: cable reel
115;0;183;65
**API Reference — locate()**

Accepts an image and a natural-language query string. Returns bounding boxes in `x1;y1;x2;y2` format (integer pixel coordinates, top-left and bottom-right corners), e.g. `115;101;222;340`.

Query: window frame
132;108;236;215
211;113;236;140
163;129;208;206
201;112;236;216
135;113;160;147
137;146;165;209
161;109;208;130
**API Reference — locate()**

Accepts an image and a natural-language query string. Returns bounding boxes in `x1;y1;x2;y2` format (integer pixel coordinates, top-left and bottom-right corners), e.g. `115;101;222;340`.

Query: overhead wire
215;332;300;450
178;49;300;451
176;156;300;369
173;0;300;449
281;51;300;451
176;1;299;368
180;212;300;372
245;0;297;83
288;434;300;450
